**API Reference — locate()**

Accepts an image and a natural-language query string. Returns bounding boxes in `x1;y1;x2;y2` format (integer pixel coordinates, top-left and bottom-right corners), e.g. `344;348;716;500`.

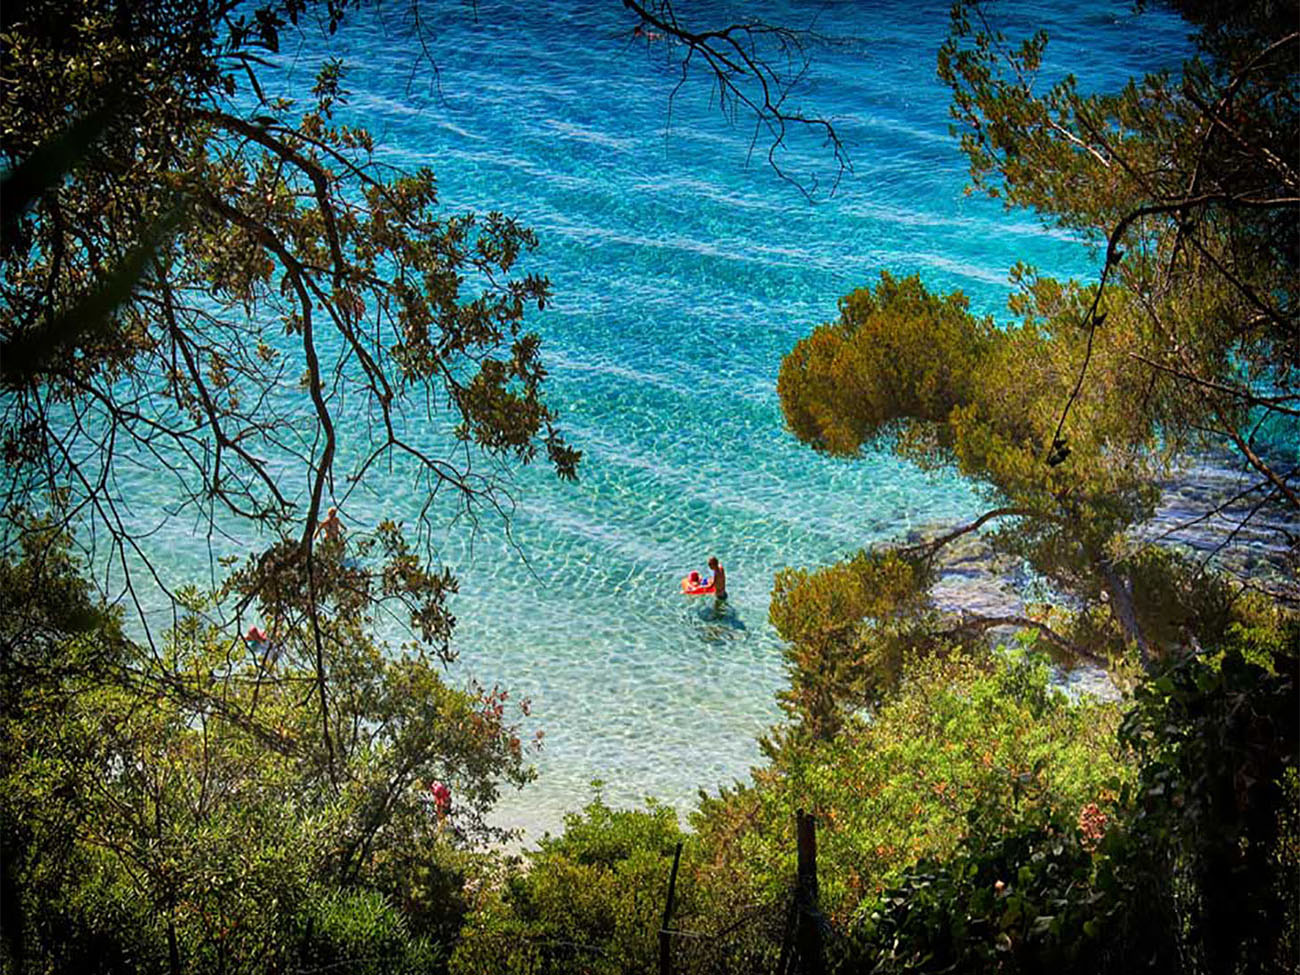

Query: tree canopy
1;0;584;662
773;0;1298;735
940;0;1298;500
0;525;532;972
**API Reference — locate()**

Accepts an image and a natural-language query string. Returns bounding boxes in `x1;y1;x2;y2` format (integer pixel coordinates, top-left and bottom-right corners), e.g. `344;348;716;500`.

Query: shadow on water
685;598;747;646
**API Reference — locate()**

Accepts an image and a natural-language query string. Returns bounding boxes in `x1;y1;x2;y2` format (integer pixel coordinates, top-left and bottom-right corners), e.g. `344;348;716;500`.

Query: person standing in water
315;506;344;544
707;556;727;601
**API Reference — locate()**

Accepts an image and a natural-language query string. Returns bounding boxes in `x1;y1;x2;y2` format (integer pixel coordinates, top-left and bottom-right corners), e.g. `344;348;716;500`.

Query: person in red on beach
428;780;451;824
244;624;283;665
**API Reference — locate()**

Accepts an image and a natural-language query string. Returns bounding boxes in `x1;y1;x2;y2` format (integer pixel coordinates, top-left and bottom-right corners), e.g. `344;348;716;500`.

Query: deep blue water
154;0;1198;835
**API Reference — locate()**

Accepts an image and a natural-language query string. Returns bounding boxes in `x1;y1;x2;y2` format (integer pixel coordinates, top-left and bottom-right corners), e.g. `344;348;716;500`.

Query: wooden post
659;840;684;975
795;809;824;975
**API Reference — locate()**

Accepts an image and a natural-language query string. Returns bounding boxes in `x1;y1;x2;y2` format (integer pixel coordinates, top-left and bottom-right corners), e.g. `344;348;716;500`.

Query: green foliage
775;267;1195;672
935;0;1296;494
769;548;934;739
1116;627;1300;974
843;811;1122;973
1;5;577;962
777;272;992;459
842;633;1300;975
693;649;1129;925
773;249;1291;683
1;0;578;668
758;5;1300;966
451;793;690;975
0;535;524;973
775;0;1298;687
778;270;1164;508
296;888;439;975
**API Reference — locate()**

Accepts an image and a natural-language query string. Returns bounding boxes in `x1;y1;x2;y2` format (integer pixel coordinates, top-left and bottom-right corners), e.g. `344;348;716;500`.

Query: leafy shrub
451;793;690;975
841;808;1112;973
839;631;1299;975
294;888;437;975
0;533;521;974
1115;626;1300;974
693;648;1130;923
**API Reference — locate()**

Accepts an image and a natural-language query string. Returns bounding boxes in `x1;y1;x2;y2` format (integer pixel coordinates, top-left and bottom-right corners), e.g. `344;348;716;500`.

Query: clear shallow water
129;1;1198;835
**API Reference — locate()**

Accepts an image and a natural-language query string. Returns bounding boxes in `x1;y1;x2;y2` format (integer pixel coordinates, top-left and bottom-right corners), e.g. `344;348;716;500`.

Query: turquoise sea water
141;1;1198;835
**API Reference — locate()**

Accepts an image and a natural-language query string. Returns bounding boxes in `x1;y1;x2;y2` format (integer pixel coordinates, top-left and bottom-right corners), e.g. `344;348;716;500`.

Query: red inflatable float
680;571;716;596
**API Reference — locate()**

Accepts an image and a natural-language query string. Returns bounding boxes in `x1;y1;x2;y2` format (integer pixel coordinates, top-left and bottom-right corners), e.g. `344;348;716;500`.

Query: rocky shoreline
908;452;1296;691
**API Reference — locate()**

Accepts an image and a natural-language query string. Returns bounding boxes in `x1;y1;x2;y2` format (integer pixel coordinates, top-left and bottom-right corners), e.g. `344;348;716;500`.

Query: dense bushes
3;467;1292;975
841;631;1299;974
443;648;1137;971
0;534;520;974
694;647;1129;924
451;795;691;974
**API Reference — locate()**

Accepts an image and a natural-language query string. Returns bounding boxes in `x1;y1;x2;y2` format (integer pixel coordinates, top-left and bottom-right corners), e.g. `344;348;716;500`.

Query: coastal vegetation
2;1;1296;974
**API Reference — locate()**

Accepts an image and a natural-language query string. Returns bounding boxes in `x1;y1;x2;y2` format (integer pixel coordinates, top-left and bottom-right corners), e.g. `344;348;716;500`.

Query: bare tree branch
622;0;849;197
939;612;1107;667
